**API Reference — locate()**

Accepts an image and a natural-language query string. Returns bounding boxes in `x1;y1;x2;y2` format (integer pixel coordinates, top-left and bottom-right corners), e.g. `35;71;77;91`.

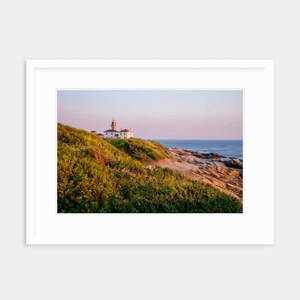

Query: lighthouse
103;118;133;139
111;118;117;131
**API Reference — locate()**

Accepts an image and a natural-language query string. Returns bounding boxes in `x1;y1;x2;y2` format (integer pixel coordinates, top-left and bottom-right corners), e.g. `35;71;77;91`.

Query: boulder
224;159;243;169
191;152;224;159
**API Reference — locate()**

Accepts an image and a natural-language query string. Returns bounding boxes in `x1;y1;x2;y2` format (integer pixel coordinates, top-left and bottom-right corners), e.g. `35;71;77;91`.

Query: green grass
108;137;169;162
57;123;242;213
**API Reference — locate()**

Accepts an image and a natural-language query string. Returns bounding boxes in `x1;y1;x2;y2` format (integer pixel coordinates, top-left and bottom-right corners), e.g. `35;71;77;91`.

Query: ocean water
153;140;243;159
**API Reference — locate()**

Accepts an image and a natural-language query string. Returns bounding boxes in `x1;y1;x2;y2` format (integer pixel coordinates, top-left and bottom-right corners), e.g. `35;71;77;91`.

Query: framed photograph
26;59;274;244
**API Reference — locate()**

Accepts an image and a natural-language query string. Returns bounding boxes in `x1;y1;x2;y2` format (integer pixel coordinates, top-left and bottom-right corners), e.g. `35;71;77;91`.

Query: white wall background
0;1;298;299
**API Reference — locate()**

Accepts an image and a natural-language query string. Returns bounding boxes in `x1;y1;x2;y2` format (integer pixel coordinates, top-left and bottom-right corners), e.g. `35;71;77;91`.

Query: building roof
104;129;119;132
120;129;131;132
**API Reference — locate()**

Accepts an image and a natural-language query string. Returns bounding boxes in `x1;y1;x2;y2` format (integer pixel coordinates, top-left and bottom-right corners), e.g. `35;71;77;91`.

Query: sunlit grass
57;123;242;213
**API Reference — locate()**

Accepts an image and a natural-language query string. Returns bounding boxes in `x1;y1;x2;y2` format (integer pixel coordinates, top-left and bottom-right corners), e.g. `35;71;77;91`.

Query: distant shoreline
170;147;242;161
151;139;243;160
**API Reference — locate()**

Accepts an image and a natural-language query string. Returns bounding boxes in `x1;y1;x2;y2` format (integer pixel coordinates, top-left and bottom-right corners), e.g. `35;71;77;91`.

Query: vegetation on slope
57;123;242;213
108;138;169;162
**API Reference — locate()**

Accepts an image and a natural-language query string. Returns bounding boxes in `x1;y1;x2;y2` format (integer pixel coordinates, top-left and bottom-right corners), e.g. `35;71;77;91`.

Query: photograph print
57;90;243;213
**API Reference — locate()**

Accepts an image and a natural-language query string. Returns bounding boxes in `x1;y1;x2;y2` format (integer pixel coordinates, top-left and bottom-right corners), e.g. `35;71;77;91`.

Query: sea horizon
151;139;243;159
149;138;242;141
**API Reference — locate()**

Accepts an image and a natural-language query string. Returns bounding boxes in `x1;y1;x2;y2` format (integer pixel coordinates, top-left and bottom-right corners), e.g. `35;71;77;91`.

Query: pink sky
57;90;243;140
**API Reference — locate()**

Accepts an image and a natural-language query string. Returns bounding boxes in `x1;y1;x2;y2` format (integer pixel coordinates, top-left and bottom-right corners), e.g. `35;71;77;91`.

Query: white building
119;129;134;139
103;119;133;139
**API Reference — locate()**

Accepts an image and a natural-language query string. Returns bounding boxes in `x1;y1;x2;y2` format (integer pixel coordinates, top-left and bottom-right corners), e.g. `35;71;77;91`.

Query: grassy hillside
57;123;242;213
108;138;169;162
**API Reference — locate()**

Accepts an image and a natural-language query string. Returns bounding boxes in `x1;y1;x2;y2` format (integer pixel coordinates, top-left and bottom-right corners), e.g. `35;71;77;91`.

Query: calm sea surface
153;140;243;159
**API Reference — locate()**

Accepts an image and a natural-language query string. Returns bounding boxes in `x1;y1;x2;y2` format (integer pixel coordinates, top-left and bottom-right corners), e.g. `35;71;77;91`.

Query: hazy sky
57;90;243;139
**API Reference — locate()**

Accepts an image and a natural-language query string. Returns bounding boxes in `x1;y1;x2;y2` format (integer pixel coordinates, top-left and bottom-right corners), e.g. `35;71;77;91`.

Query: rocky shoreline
152;148;243;201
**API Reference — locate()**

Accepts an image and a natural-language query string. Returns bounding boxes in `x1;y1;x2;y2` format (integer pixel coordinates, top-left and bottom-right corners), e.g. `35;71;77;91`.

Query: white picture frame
26;59;274;244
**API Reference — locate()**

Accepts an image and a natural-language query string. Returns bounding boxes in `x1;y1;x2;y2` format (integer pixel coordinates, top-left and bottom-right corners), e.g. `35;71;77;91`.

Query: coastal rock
224;159;243;169
190;152;224;159
152;148;243;201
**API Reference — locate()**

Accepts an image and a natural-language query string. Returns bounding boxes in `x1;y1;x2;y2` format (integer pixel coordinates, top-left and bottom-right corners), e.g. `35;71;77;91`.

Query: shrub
57;123;242;213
